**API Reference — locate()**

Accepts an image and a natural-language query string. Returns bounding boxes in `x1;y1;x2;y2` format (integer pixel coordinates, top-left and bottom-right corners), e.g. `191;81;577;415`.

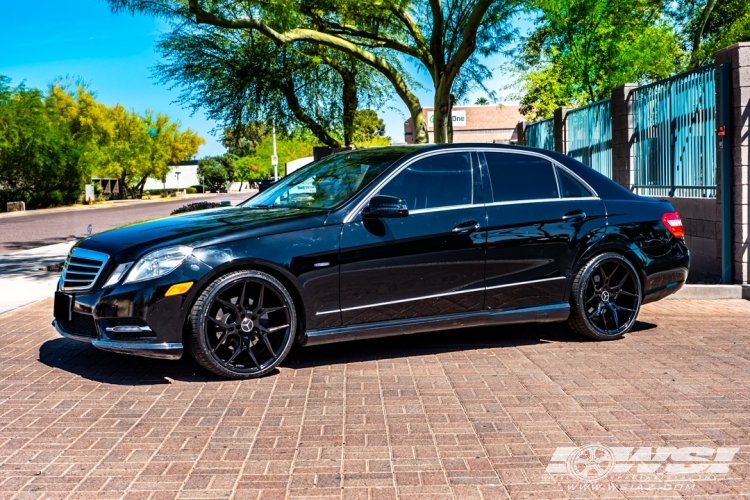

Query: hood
76;206;329;262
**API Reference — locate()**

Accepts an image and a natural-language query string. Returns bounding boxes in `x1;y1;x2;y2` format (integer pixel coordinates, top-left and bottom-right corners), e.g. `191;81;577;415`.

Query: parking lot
0;299;749;499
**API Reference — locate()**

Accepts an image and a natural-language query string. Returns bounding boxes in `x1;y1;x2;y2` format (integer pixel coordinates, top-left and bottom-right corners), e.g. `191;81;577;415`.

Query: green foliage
0;77;88;210
671;0;750;67
186;187;197;194
352;110;387;145
513;0;681;118
0;76;205;210
198;157;229;192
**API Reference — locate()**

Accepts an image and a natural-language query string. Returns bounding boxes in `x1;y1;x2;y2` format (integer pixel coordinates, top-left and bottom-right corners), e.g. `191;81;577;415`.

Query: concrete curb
665;284;750;300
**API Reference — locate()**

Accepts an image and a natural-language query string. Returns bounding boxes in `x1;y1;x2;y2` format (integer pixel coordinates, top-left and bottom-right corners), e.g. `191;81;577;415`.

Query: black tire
568;252;642;340
187;270;297;379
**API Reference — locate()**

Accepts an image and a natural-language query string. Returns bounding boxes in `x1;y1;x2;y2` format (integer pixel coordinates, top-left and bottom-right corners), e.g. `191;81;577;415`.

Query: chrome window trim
409;204;477;215
315;275;567;316
61;247;110;292
344;148;479;224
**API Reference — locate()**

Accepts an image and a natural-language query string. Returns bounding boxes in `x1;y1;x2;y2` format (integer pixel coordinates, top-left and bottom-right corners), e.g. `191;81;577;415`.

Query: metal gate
526;117;554;151
632;65;716;197
566;99;612;178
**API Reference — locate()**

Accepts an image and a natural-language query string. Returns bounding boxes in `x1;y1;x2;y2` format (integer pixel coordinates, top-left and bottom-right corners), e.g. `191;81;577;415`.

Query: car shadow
39;320;658;385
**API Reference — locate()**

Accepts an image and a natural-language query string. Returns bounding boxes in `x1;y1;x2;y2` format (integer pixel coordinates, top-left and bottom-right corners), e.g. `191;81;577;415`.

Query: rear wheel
568;252;642;340
187;270;297;379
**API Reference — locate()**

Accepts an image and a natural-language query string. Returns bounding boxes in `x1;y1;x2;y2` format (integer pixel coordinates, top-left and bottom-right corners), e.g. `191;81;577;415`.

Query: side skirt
303;303;570;346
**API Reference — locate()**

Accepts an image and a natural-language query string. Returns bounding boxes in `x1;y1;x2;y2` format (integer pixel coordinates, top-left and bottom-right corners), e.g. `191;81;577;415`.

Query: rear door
337;151;486;325
482;151;606;311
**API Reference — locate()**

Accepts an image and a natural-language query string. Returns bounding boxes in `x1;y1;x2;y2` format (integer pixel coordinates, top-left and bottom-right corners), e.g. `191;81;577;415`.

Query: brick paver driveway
1;299;749;499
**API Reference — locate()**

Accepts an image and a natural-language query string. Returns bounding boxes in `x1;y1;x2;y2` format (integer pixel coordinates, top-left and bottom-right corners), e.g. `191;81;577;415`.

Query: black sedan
53;144;689;379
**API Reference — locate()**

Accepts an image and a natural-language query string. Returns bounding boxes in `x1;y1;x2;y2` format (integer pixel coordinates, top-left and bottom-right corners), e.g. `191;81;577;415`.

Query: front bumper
54;319;184;360
53;254;214;360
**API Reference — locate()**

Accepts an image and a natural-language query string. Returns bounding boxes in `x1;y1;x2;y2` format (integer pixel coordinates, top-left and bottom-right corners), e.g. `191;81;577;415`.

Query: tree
474;97;490;105
198;157;229;192
107;0;519;144
0;77;87;210
156;25;392;147
352;109;387;144
672;0;750;69
512;0;681;119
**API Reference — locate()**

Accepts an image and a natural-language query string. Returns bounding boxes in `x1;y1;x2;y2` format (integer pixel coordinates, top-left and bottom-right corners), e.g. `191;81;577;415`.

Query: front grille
58;312;98;338
61;248;109;291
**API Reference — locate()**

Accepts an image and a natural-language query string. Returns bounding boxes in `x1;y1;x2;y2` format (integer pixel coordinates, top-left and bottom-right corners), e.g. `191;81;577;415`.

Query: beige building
403;105;523;144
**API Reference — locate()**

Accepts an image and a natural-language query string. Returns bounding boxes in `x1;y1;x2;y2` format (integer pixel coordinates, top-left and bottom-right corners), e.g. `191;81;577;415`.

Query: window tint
484;153;559;202
557;168;593;198
378;153;473;210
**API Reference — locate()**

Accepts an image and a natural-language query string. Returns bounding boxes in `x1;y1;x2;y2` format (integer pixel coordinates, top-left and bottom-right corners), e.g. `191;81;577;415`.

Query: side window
378;153;473;210
484;153;559;202
557;167;593;198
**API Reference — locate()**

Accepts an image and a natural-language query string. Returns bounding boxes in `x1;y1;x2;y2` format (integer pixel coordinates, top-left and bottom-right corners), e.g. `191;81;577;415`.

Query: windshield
242;148;409;210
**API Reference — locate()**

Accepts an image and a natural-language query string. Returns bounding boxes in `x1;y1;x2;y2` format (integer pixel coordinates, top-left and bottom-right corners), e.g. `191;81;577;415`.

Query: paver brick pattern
0;299;749;499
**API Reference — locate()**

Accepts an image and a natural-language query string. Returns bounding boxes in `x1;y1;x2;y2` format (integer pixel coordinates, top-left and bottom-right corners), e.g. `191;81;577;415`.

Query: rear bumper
54;320;183;360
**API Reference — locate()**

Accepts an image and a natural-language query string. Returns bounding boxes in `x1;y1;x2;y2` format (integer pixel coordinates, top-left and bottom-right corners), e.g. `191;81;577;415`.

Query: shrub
186;187;197;194
170;201;224;215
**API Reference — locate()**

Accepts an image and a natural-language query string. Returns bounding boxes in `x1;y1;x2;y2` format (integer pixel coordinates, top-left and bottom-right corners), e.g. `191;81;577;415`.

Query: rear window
484;153;559;203
557;168;593;198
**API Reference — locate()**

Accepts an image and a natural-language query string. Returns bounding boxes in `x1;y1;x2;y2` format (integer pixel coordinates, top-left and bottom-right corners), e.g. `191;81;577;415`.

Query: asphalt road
0;192;254;254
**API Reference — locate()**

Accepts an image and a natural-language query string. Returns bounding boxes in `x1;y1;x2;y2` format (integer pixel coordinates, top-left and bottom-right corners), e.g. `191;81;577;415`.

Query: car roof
354;143;637;200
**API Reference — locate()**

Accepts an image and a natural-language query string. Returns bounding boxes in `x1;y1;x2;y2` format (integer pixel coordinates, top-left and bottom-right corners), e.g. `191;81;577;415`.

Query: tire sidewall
190;269;297;378
574;252;642;339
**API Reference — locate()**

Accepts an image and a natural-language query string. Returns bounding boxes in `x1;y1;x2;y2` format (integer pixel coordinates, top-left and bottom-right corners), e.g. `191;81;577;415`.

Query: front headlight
123;246;193;284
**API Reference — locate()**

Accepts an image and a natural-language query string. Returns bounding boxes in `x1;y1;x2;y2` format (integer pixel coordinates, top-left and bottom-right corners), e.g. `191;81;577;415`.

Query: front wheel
187;270;297;379
568;252;642;340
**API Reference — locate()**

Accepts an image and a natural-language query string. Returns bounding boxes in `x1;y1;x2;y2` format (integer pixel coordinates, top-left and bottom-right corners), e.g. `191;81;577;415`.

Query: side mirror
363;195;409;219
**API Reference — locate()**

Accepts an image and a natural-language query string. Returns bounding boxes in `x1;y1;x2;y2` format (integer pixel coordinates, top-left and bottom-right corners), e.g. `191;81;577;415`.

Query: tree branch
688;0;717;69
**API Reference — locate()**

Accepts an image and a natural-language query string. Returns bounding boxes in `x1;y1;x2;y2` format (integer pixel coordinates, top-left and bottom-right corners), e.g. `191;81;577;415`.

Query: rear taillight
662;212;684;239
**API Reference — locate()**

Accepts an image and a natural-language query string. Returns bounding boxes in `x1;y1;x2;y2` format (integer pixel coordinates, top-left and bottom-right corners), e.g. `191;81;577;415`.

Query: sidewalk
0;241;74;315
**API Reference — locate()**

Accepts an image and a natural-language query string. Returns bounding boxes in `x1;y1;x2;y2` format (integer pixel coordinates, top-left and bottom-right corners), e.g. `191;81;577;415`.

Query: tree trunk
432;81;454;144
341;70;359;146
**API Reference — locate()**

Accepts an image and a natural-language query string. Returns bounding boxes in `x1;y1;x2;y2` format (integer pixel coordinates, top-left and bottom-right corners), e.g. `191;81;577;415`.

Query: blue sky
1;0;524;156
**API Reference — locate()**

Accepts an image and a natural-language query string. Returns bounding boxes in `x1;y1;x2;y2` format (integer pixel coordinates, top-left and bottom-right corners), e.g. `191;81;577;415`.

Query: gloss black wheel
187;270;297;379
568;252;642;340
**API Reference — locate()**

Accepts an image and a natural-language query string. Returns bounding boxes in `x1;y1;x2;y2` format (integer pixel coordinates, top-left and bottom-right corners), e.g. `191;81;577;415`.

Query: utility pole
272;120;279;181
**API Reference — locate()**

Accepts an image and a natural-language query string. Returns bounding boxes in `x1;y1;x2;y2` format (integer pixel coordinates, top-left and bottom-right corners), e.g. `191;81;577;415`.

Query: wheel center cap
600;290;610;302
240;318;254;333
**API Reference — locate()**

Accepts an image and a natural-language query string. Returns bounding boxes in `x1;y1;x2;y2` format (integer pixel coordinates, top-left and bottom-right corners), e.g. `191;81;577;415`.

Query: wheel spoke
238;281;247;311
245;346;261;368
258;324;290;334
612;303;636;313
617;290;637;297
262;305;287;314
253;285;265;313
216;298;240;314
208;315;232;329
607;304;620;328
212;330;230;353
587;303;603;320
226;345;243;364
258;334;277;359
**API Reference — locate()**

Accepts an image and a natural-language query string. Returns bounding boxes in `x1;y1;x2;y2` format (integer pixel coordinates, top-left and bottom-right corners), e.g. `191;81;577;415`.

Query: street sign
271;154;278;166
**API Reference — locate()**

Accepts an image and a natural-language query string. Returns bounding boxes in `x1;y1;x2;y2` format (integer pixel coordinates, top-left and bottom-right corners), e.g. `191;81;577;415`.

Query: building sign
427;109;467;128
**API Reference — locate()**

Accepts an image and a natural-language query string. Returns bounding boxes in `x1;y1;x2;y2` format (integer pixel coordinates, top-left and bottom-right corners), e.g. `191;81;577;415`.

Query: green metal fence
632;65;717;197
526;117;554;151
566;99;612;178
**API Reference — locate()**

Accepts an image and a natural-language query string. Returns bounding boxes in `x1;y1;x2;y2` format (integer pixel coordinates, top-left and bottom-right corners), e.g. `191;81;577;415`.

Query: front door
481;151;607;311
338;151;486;326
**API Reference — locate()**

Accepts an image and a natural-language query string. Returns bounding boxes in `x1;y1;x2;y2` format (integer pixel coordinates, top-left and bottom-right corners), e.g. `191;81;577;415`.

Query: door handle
452;220;480;233
562;210;586;221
